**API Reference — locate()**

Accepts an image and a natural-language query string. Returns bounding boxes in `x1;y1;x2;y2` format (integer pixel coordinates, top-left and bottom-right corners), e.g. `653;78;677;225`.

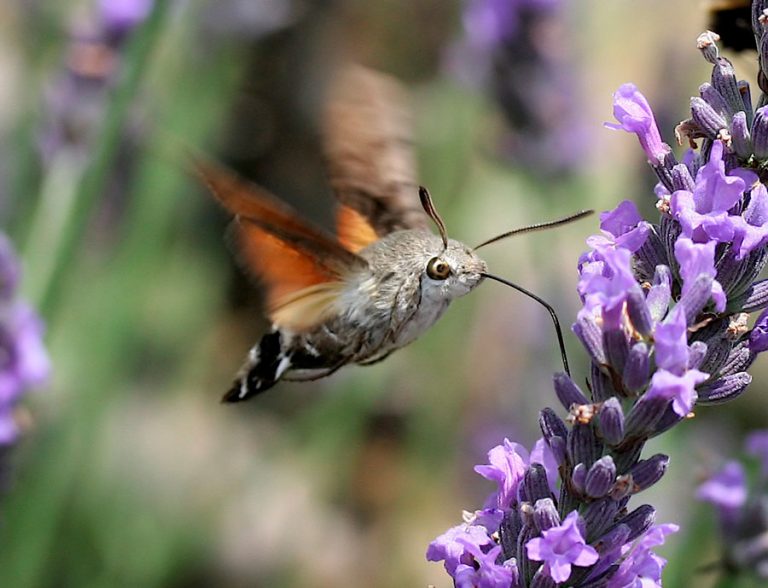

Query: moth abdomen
222;330;287;403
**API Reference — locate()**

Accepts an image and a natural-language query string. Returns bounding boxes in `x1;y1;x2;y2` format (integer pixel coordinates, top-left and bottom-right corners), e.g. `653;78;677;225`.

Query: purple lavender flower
605;83;671;165
454;541;518;588
526;511;599;583
607;524;679;588
427;521;496;575
670;141;743;244
475;438;530;508
586;200;651;254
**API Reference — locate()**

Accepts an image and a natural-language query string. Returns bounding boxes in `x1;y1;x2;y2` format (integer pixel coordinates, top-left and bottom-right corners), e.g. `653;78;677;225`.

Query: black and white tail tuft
222;330;291;403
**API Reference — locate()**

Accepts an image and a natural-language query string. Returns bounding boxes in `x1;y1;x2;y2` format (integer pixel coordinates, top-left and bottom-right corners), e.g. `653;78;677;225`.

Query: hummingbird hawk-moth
197;66;590;402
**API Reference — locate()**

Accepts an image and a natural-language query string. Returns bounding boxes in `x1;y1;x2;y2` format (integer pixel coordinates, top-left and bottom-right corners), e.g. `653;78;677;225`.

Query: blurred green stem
24;0;171;319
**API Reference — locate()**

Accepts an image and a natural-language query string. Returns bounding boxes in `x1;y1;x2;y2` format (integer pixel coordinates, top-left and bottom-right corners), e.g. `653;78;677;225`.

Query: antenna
481;272;571;376
474;210;593;251
419;186;449;250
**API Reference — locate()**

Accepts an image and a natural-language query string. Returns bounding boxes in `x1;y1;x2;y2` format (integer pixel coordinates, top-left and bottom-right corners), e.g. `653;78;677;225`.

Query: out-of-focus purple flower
447;0;586;178
746;431;768;474
427;522;495;575
670;141;744;244
697;461;748;511
454;541;517;588
586;200;650;254
475;438;530;508
99;0;153;42
605;83;671;164
0;241;49;446
526;511;599;583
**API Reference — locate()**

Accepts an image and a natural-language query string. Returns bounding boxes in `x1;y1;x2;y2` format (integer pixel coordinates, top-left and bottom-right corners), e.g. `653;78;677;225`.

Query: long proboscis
481;272;571;376
473;209;594;251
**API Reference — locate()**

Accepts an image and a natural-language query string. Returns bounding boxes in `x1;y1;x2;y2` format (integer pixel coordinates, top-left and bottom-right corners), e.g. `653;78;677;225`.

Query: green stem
25;0;171;319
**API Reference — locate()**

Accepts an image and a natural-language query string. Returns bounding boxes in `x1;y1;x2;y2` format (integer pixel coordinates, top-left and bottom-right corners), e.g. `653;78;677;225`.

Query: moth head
418;186;487;299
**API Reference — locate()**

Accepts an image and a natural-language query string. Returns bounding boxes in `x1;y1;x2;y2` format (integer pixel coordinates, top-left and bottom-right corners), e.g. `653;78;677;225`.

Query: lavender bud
732;111;753;158
697;31;721;64
679;274;715;324
753;106;768;159
738;80;754;123
624;396;668;439
700;82;730;116
618;504;656;542
553;372;589;410
698;372;752;404
720;342;755;376
737;279;768;313
712;58;745;115
573;314;606;365
583;497;621;542
635;230;668;282
598;397;625;446
670;163;696;192
700;344;731;377
571;463;587;495
618;444;649;478
691;96;728;138
626;287;653;337
521;463;554;504
652;152;676;192
594;523;631;555
610;474;634;501
568;424;603;469
585;456;617;498
499;508;522;560
623;343;650;392
533;498;560;532
661;216;682;273
517;523;536;584
628;454;669;492
591;363;617;402
530;568;558;588
646;265;673;323
603;328;629;374
652;405;685;437
688;341;708;370
539;408;568;464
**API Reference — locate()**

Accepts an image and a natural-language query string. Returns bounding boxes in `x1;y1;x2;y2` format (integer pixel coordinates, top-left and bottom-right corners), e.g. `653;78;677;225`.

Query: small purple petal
605;83;670;164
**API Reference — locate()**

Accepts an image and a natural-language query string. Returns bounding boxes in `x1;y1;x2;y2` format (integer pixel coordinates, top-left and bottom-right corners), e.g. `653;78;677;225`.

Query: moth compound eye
426;257;451;280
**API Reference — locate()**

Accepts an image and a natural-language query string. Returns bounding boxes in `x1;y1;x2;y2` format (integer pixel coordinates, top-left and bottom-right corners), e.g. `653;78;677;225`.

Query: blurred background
0;0;765;586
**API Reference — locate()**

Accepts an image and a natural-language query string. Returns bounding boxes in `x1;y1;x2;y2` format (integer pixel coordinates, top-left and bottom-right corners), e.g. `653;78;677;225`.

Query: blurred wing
323;65;429;252
196;160;367;331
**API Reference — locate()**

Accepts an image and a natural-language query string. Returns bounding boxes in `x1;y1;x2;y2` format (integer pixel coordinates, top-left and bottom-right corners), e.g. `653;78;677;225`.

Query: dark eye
426;257;451;280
